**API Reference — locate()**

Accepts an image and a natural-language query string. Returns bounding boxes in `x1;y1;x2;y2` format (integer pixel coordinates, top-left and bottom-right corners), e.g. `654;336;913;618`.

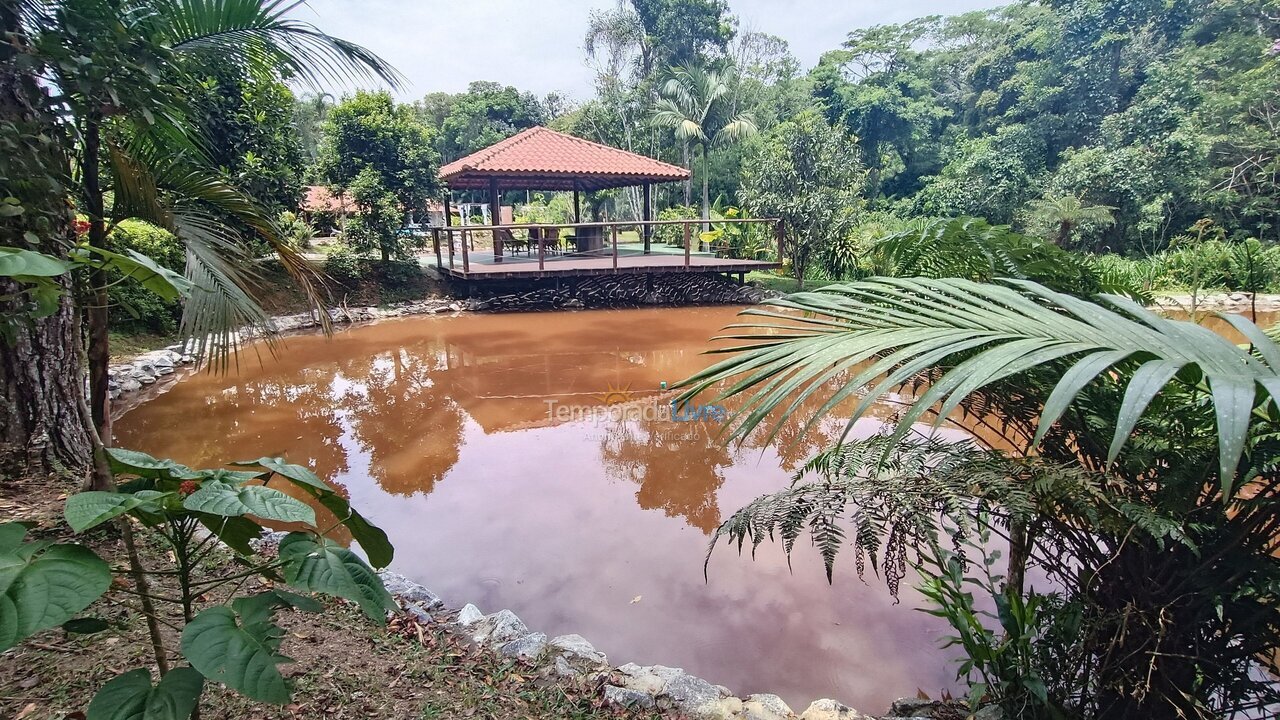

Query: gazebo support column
573;181;581;224
642;182;652;254
489;177;503;262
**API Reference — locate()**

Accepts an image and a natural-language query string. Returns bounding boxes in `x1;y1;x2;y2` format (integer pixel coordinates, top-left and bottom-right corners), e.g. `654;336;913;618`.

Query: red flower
73;219;90;236
178;480;201;496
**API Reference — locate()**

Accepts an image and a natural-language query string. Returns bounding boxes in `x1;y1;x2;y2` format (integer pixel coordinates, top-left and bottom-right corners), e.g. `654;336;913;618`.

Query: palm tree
3;0;398;479
651;65;757;228
1029;193;1116;248
676;278;1280;718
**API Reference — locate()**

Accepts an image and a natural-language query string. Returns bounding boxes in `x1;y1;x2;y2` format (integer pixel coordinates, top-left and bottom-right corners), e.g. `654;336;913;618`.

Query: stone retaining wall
461;272;765;311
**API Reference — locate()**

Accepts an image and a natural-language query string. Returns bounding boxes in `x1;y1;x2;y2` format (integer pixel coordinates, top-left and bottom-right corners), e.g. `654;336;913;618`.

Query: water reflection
114;307;965;711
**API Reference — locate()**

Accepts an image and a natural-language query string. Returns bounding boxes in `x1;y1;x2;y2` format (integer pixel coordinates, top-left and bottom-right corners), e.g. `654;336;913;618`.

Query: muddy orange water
115;306;974;711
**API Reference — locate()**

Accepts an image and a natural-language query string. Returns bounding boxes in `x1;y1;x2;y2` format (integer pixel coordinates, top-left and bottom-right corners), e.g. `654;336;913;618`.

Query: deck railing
429;218;784;274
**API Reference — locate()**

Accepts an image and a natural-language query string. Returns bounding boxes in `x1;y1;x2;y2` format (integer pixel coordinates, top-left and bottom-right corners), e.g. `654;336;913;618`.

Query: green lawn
745;271;841;294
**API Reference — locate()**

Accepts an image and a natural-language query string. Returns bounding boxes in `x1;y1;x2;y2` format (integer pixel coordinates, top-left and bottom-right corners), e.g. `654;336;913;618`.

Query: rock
661;671;724;719
616;663;667;695
456;603;484;627
470;609;528;646
743;693;793;720
137;374;157;385
447;302;461;312
156;365;175;376
604;684;655;710
563;298;585;308
973;705;1006;720
499;632;547;660
378;571;444;611
887;698;938;717
799;698;870;720
134;361;157;377
549;634;606;665
552;655;578;677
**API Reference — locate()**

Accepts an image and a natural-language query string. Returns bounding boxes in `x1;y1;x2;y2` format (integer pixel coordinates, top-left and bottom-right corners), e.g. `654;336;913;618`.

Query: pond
114;306;970;712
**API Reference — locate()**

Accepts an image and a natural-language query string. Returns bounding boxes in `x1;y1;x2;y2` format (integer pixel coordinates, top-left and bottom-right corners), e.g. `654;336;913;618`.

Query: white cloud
293;0;1006;102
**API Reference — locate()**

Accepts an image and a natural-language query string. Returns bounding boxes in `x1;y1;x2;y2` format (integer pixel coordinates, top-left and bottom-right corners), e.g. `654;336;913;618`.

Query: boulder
604;684;655;710
470;609;528;646
456;603;484;627
743;693;794;720
499;632;548;660
118;377;142;393
549;634;606;666
378;571;444;611
799;699;871;720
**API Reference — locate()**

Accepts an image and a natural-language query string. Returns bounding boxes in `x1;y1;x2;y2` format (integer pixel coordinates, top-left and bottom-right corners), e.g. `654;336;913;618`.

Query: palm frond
676;278;1280;496
156;0;401;90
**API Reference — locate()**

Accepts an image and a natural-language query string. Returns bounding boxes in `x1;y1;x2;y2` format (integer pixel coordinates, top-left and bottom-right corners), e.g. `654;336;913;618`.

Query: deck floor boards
436;248;778;280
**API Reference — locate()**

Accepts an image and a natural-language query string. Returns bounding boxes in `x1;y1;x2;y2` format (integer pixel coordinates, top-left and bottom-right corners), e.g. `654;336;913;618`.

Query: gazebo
432;126;781;281
439;126;688;257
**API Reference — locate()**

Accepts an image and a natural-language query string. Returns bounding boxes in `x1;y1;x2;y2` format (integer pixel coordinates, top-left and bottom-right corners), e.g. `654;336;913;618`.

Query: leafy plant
1;447;395;718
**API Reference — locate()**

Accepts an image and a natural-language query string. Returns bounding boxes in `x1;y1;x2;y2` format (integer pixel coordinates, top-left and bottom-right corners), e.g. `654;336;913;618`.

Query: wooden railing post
611;226;619;271
432;228;442;269
775;219;785;265
461;228;470;273
538;235;545;270
683;222;691;268
446;228;455;268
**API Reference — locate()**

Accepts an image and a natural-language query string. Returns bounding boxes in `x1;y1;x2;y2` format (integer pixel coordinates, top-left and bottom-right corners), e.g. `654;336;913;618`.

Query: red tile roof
301;186;351;213
439;126;689;191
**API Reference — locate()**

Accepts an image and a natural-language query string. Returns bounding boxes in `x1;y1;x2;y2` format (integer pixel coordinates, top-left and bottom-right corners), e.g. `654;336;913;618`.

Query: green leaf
87;666;203;720
182;483;315;526
194;514;262;556
71;246;193;301
65;491;170;532
107;448;202;481
0;523;111;651
0;247;72;278
181;605;291;704
245;457;393;567
278;533;394;622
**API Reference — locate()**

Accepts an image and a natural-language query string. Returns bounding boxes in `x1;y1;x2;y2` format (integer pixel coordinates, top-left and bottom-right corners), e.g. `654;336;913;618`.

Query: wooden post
538;236;545;271
461;228;470;272
683;222;691;268
573;181;581;224
612;225;618;271
432;228;442;268
775;219;785;265
642;183;652;255
489;177;502;262
443;193;453;227
447;227;455;269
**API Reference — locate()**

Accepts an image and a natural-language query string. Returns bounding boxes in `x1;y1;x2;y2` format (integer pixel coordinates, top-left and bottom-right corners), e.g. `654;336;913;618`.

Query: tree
679;278;1280;718
433;81;546;162
629;0;733;70
318;91;439;261
1028;193;1116;248
0;0;397;480
738;110;863;287
651;65;757;225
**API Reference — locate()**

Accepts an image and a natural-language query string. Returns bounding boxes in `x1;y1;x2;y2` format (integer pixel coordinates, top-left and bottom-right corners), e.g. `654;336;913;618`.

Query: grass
108;331;176;361
746;271;841;294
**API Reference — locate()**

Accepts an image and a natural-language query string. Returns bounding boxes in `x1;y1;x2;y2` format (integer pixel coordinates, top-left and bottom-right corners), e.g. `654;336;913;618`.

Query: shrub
324;245;364;285
107;220;185;335
372;258;421;288
278;210;316;249
654;205;699;246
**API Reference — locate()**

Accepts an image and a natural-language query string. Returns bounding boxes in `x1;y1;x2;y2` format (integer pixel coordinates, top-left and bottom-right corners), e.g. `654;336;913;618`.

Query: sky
292;0;1008;103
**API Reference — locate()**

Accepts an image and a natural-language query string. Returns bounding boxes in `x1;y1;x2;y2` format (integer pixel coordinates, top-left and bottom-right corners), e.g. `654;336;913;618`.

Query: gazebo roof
439;126;689;192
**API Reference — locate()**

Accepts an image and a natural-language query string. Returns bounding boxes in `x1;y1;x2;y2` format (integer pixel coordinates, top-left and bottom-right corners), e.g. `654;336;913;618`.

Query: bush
278;210;316;249
107;220;184;335
371;259;421;288
324;245;364;285
654;205;699;246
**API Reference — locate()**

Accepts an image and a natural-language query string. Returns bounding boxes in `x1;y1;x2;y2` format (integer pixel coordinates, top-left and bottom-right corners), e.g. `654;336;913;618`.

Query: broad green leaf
0;523;111;651
278;533;394;622
87;666;203;720
71;246;193;301
182;483;315;526
194;513;262;556
107;448;202;481
181;605;291;704
1106;360;1182;466
0;247;72;277
65;491;169;532
244;457;393;567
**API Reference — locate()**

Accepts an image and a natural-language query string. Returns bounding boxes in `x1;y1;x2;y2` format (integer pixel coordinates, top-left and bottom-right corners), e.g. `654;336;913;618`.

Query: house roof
439;126;689;192
301;186;351;213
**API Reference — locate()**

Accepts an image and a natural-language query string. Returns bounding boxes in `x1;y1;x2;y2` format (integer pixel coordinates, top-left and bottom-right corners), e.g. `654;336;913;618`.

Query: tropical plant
1;0;398;480
679;277;1280;719
1;447;395;719
651;65;758;225
1027;193;1116;248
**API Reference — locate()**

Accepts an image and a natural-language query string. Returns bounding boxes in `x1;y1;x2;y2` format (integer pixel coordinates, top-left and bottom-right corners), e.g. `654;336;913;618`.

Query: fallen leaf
15;703;37;720
630;595;642;604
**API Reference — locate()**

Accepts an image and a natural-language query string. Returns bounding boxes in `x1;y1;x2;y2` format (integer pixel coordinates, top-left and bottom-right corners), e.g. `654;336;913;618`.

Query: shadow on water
116;306;980;711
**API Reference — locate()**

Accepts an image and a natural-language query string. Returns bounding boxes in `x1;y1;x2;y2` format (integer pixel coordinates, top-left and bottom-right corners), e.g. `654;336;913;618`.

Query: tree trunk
682;141;692;207
701;143;711;233
83;116;114;472
0;14;96;478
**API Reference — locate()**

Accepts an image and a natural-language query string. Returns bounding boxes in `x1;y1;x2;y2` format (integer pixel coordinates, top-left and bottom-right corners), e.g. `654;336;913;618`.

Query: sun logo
596;382;633;406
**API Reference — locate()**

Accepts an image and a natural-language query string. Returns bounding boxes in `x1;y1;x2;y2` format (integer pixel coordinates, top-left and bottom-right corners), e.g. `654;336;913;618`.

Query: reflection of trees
333;345;466;496
599;408;737;533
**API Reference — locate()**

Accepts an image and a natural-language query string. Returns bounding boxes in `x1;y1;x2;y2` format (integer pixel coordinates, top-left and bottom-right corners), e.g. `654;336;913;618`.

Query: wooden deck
432;218;784;281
